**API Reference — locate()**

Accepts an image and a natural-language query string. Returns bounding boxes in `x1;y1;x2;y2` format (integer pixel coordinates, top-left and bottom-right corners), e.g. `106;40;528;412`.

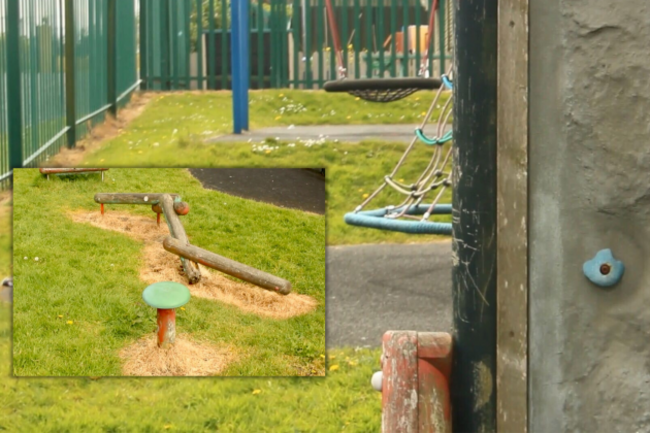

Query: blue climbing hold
582;249;625;288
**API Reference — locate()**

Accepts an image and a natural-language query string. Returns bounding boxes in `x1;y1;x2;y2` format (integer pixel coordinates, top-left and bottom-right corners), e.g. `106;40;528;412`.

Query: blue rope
344;204;452;235
442;75;453;90
415;128;453;146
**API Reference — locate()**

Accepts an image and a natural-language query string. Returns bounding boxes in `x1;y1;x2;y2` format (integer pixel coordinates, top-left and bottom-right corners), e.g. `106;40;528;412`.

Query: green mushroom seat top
142;282;191;310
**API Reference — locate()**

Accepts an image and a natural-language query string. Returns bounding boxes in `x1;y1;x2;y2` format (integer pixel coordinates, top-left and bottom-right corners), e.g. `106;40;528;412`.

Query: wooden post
161;195;201;284
381;331;452;432
156;308;176;349
163;236;292;295
94;193;182;205
497;0;529;430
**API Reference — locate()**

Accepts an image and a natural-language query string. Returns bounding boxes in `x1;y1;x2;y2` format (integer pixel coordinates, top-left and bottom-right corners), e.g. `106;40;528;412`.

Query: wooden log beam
40;168;109;174
162;236;292;295
94;193;181;205
161;194;201;284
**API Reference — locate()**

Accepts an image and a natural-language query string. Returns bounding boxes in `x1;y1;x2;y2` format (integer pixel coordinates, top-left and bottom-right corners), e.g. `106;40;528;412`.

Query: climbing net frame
344;66;454;235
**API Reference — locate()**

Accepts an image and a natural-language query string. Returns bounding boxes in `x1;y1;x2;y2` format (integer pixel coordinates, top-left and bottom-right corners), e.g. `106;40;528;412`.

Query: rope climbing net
344;67;454;235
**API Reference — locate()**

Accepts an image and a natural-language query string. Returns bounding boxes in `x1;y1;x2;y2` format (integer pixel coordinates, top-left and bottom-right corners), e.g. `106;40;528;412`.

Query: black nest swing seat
323;77;442;103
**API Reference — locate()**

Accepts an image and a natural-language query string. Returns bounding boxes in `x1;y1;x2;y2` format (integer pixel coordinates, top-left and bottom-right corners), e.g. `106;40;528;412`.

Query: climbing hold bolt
583;249;625;288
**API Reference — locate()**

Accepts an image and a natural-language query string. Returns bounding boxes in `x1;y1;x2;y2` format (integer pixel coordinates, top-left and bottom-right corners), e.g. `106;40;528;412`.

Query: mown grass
0;194;10;277
76;90;453;245
85;138;451;245
1;191;382;431
83;90;449;168
1;304;381;432
12;168;326;377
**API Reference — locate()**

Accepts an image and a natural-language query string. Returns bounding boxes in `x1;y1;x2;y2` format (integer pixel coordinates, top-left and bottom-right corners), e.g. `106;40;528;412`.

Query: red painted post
380;331;452;433
417;333;452;433
156;308;176;348
382;331;419;432
101;203;105;215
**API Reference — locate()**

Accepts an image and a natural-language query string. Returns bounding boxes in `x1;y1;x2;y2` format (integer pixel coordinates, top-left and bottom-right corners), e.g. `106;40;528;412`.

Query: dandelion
252;389;262;395
275;116;282;120
355;97;360;101
363;193;369;199
100;159;105;162
265;150;272;154
66;320;73;325
180;307;185;311
320;354;325;358
346;116;351;120
57;315;63;319
329;365;339;371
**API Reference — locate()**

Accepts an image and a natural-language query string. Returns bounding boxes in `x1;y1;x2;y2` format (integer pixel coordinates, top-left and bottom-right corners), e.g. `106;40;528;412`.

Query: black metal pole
451;0;498;431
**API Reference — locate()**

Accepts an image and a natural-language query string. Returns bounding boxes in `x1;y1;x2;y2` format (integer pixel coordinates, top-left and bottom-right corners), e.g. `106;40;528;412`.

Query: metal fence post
6;0;23;169
232;0;249;134
64;0;77;148
451;0;498;431
139;0;148;90
107;0;117;116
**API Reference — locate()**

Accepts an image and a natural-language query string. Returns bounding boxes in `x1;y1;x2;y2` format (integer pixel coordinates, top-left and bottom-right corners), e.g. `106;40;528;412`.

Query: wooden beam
161;195;201;284
94;193;181;205
162;236;292;295
497;0;529;431
40;168;109;174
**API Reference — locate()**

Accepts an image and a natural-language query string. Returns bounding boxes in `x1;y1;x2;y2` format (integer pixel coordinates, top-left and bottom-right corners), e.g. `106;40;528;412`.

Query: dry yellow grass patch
119;335;236;376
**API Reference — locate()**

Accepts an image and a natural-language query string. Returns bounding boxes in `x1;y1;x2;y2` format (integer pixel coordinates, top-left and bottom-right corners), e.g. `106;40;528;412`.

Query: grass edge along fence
1;0;139;188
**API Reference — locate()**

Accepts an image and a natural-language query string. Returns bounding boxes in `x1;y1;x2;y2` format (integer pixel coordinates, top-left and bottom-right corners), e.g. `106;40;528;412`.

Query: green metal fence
0;0;139;188
1;0;451;187
140;0;452;91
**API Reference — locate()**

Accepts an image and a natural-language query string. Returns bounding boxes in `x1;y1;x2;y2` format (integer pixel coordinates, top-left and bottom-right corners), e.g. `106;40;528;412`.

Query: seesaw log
163;236;292;295
161;194;201;284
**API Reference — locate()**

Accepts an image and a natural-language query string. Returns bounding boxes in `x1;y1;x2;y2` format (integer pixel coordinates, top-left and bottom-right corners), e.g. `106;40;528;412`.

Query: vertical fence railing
138;0;451;92
0;0;10;186
0;0;138;188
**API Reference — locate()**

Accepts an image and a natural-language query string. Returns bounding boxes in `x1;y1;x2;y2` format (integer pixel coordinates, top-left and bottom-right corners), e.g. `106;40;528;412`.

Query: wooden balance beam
163;236;292;295
94;193;200;283
93;193;291;294
40;168;109;181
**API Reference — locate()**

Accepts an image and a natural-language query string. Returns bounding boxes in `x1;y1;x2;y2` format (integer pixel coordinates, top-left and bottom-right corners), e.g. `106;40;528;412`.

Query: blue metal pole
232;0;250;133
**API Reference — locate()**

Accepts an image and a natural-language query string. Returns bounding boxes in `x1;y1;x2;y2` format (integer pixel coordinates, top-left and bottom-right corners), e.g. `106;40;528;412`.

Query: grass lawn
73;90;452;245
1;304;381;432
0;190;382;431
0;195;10;277
12;168;326;377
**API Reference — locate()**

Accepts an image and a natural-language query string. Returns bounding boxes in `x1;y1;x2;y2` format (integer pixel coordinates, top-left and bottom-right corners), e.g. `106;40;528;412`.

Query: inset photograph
12;168;325;377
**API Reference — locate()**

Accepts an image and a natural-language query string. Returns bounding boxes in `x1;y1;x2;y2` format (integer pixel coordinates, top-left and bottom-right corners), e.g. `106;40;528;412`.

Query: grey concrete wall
530;0;650;431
